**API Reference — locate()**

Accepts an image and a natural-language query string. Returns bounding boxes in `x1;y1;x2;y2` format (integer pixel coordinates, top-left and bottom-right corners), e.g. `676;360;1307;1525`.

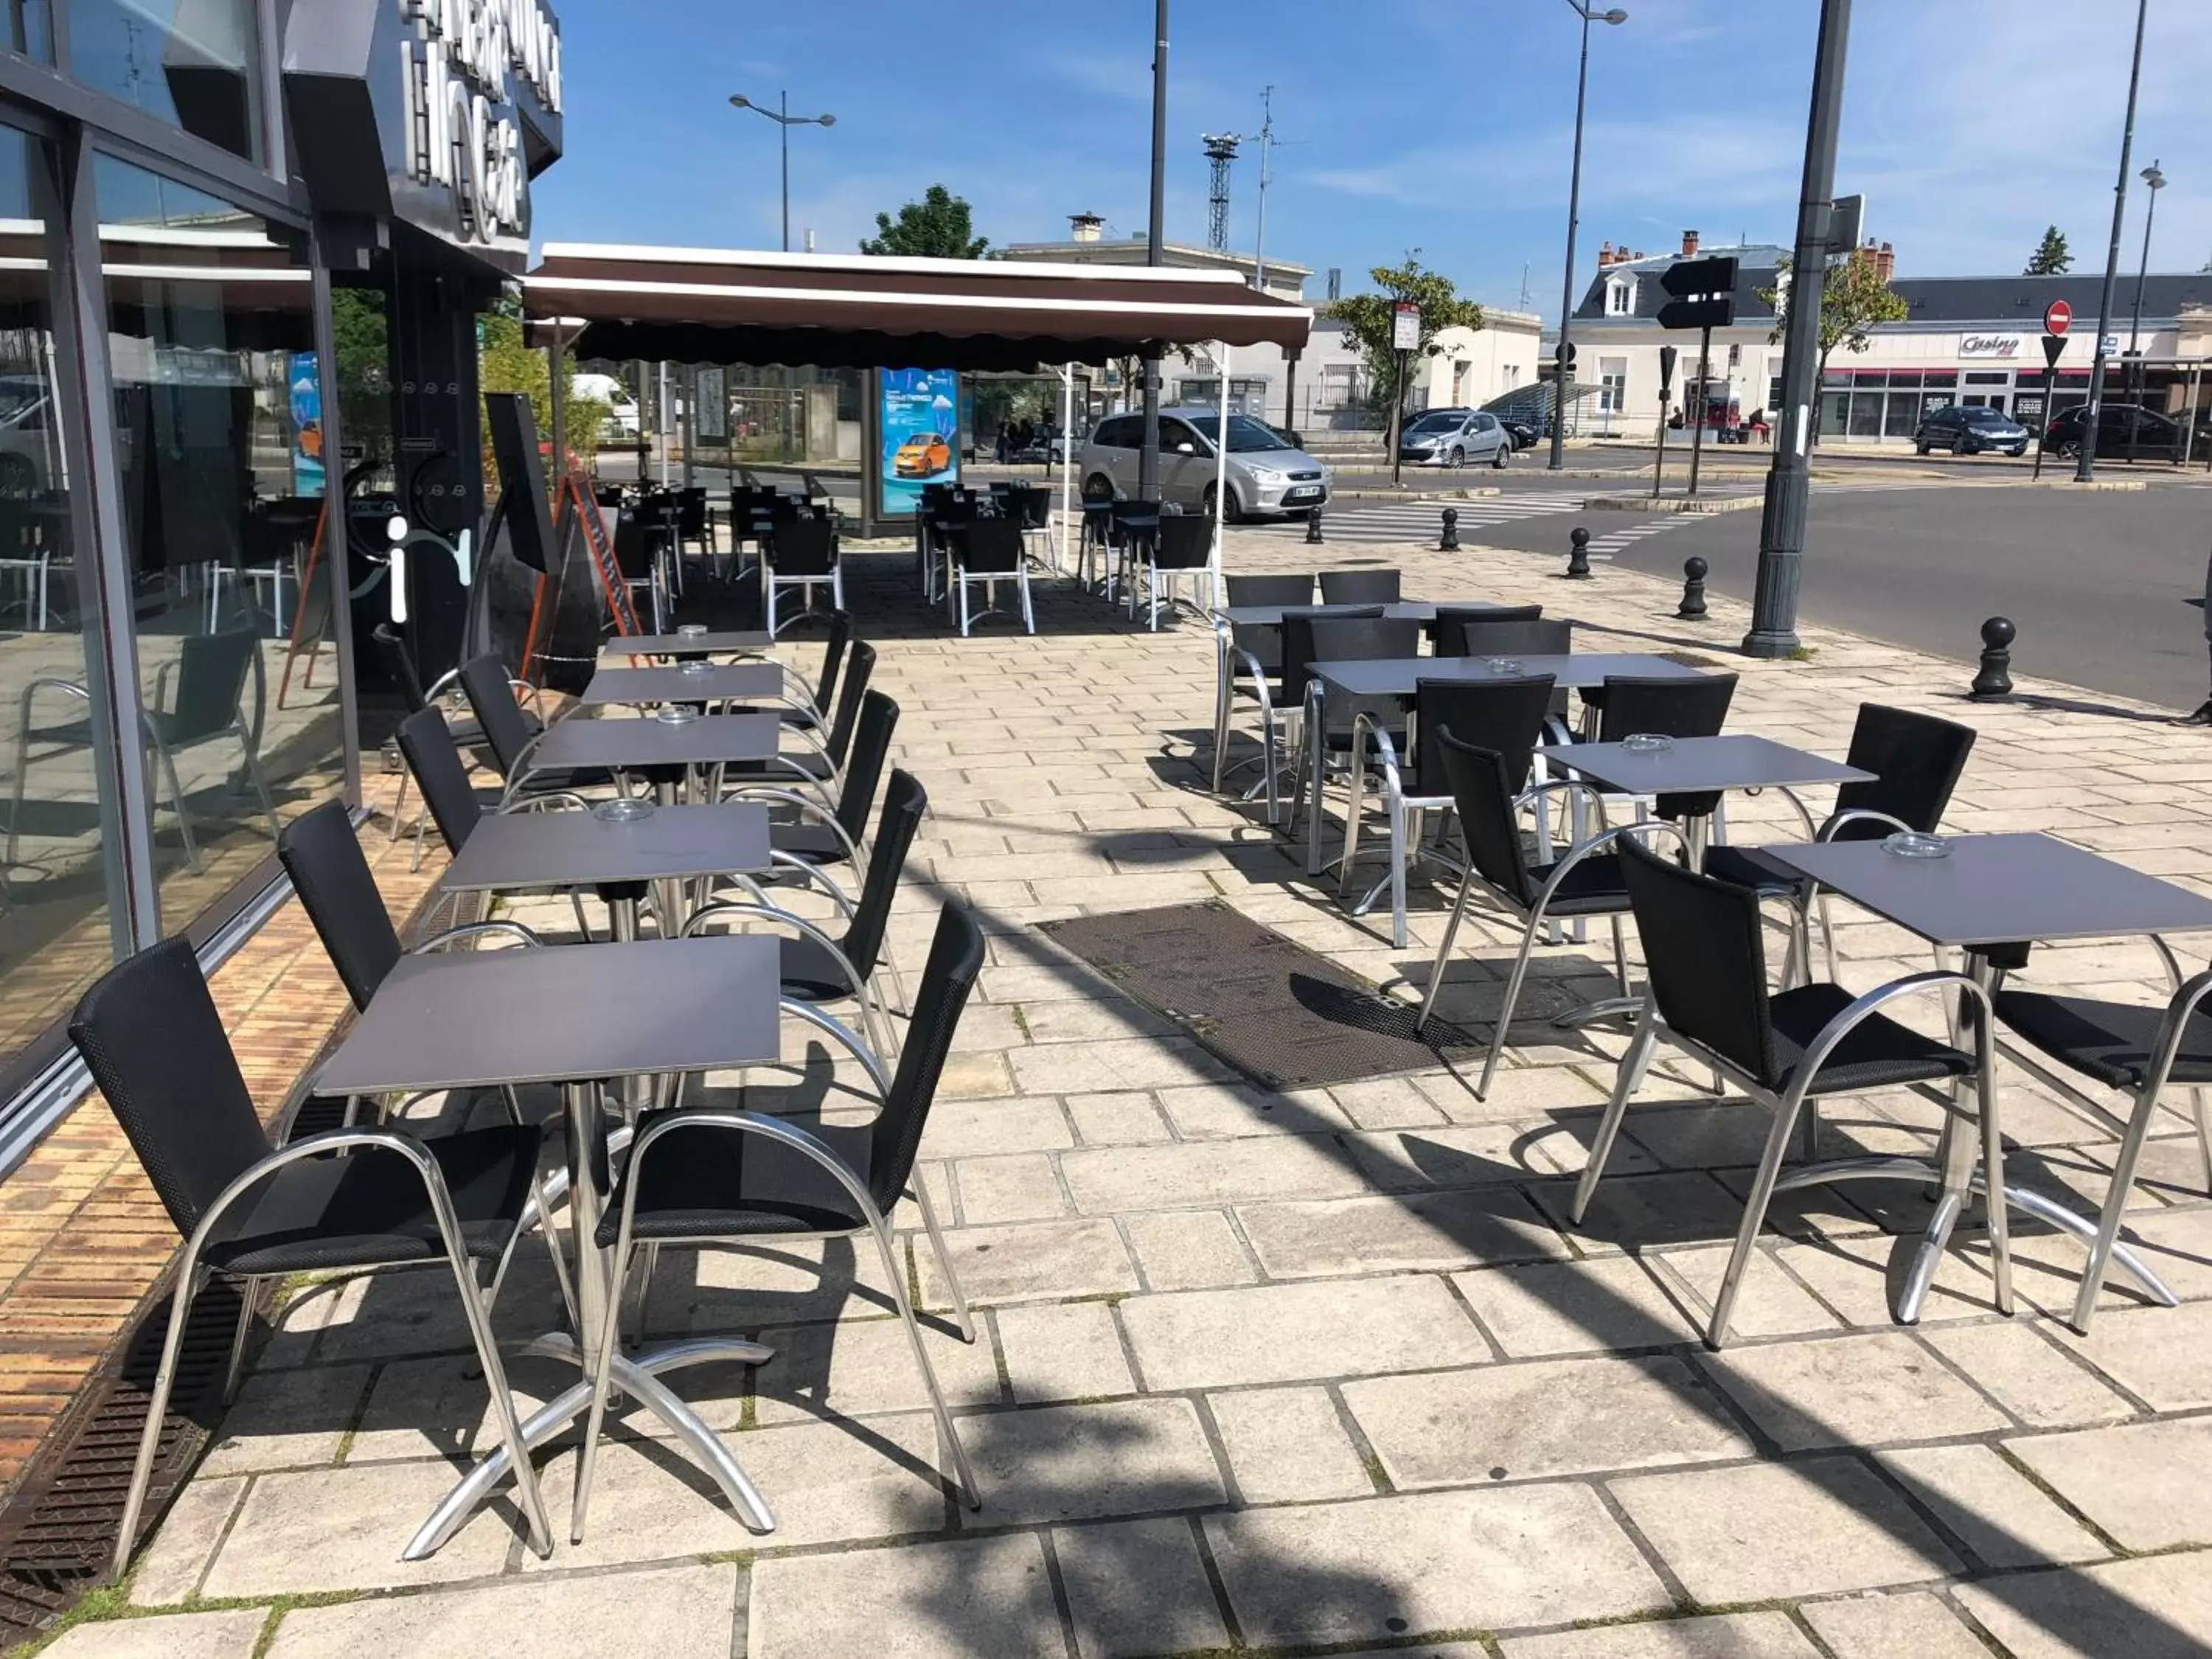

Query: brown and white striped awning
524;243;1313;370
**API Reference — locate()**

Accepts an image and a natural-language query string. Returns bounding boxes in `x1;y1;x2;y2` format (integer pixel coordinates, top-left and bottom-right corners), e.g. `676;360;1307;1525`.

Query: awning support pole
1212;341;1231;611
1059;364;1075;574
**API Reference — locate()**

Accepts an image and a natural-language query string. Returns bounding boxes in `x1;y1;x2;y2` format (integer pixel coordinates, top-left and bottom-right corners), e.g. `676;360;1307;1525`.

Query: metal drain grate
1040;900;1477;1091
0;1270;254;1641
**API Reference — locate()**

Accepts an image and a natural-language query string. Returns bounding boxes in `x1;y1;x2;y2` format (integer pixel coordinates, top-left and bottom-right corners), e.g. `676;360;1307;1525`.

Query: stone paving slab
54;537;2212;1656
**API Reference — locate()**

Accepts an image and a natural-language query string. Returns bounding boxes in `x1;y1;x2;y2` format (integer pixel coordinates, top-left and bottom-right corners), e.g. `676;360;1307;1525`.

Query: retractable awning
523;243;1312;369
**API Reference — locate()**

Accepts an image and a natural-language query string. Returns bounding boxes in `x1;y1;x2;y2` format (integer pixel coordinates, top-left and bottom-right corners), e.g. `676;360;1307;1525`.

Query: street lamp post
2129;160;2166;356
2076;0;2149;484
728;91;837;254
1548;2;1627;473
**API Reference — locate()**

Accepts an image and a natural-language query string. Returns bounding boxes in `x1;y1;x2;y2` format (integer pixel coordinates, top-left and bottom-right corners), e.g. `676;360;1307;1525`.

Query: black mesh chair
1593;672;1740;824
1413;728;1647;1099
11;623;276;874
1994;965;2212;1330
1285;613;1419;845
1573;835;1998;1349
1135;512;1213;630
456;653;645;813
1702;703;1978;983
1318;568;1400;605
1006;482;1058;570
685;768;928;1066
1430;603;1540;658
728;689;899;911
72;936;555;1573
950;516;1035;636
726;639;874;805
372;623;501;846
1211;573;1316;816
611;507;667;635
569;900;990;1537
1447;613;1573;659
764;513;841;639
1106;500;1160;602
1340;675;1558;947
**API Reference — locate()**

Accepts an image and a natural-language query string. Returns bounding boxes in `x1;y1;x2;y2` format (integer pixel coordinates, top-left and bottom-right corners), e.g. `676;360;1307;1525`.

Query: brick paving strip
18;528;2212;1656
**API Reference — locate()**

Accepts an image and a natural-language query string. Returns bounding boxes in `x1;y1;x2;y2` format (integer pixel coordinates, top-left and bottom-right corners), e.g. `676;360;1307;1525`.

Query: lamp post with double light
1548;1;1627;473
728;91;837;254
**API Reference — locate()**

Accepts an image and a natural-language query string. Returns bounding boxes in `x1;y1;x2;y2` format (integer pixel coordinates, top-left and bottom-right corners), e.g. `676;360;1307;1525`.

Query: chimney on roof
1068;212;1104;243
1597;240;1614;267
1681;229;1700;257
1876;240;1894;283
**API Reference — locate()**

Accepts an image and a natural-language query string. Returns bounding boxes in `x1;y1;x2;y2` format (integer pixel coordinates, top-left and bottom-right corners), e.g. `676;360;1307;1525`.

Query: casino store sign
400;0;562;246
1958;334;2025;360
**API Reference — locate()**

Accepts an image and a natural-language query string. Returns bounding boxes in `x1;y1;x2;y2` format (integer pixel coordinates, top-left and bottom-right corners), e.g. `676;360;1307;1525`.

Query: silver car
1397;406;1512;469
1076;408;1332;521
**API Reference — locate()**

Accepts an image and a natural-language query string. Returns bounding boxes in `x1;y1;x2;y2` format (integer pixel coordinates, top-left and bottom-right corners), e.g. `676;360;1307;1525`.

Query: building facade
0;0;560;1161
1562;231;2212;447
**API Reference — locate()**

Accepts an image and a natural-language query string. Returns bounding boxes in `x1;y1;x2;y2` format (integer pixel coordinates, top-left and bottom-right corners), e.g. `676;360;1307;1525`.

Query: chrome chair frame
1208;620;1287;824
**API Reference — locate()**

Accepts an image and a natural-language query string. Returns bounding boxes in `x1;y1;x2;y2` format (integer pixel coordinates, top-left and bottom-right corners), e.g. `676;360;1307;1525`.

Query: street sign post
1390;302;1421;352
2031;330;2066;481
1656;255;1739;333
1687;327;1714;496
1388;302;1419;486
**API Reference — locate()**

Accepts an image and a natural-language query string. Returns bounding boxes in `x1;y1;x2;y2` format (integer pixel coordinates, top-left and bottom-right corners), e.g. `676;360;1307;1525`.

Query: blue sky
535;1;2212;314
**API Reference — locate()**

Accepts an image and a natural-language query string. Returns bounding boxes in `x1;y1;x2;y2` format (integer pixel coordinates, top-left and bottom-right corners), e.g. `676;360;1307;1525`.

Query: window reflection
94;153;343;933
65;0;260;161
0;128;128;1071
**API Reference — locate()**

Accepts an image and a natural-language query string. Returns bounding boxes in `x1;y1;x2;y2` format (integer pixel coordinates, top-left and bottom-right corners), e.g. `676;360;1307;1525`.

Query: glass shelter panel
93;153;340;933
0;125;130;1071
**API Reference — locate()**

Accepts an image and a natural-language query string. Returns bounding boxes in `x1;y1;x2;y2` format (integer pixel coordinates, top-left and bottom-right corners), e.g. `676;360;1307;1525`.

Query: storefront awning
523;243;1313;369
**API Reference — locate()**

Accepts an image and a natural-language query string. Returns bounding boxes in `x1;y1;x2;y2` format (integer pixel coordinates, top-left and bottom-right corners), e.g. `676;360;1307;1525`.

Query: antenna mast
1201;131;1241;252
1251;87;1276;290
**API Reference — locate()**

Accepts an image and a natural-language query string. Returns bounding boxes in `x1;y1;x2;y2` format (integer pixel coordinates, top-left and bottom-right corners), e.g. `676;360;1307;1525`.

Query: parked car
2041;403;2188;463
1914;404;2030;458
1397;407;1512;469
1498;415;1541;451
1077;409;1331;521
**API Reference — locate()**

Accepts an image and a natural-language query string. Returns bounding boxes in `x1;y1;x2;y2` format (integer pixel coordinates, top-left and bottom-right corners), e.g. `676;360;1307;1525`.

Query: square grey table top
1312;652;1708;699
599;630;771;658
580;661;784;706
1223;600;1454;627
528;711;782;772
441;802;772;894
1760;831;2212;950
1531;734;1875;796
313;936;784;1094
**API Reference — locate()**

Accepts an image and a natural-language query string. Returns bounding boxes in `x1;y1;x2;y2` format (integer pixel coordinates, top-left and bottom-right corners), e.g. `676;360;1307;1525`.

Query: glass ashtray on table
593;798;655;824
1882;830;1950;860
1621;732;1674;754
1486;657;1523;675
678;659;714;677
655;703;702;726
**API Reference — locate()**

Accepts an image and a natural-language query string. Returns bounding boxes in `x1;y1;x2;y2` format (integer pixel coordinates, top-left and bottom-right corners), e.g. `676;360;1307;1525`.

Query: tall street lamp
2128;159;2166;358
1548;1;1627;473
728;91;837;253
2076;0;2149;484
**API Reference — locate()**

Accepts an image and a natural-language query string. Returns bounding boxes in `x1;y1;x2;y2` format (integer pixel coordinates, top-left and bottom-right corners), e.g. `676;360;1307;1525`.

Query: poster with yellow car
879;368;958;515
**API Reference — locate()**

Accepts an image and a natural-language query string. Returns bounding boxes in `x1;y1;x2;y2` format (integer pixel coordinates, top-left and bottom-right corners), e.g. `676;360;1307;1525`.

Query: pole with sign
1687;327;1713;496
1653;345;1677;498
2032;301;2070;481
1388;301;1419;486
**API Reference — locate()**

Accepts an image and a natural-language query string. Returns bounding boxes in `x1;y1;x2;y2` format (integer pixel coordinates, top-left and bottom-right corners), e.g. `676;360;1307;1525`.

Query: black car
2041;403;2186;462
1913;403;2030;457
1498;416;1540;451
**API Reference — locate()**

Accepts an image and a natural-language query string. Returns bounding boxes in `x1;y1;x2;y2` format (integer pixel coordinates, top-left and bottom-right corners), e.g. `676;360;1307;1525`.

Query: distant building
1563;229;2212;445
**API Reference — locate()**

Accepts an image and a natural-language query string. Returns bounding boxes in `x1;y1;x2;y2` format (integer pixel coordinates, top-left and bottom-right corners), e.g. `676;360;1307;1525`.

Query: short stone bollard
1439;507;1460;552
1970;616;2015;700
1565;526;1593;580
1305;504;1324;545
1677;556;1708;619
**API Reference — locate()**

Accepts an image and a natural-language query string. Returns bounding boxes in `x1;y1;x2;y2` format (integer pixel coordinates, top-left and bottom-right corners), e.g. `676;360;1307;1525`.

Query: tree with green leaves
1324;255;1485;420
2025;226;2073;275
860;185;989;258
478;305;609;473
1759;249;1910;383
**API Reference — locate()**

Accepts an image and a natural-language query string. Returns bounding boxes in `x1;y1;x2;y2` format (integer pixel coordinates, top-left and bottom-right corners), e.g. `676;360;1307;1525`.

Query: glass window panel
1924;372;1958;388
1888;372;1924;388
93;153;338;933
1885;392;1921;435
64;0;261;161
1820;371;1851;389
1817;389;1848;436
1846;392;1882;436
0;125;128;1069
1964;371;2011;386
4;2;53;60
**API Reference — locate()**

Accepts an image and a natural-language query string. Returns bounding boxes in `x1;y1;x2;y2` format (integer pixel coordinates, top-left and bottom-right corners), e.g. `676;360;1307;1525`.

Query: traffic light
1656;255;1738;331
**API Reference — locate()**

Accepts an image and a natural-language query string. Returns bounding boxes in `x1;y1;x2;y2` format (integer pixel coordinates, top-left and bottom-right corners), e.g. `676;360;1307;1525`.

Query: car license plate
1283;486;1321;503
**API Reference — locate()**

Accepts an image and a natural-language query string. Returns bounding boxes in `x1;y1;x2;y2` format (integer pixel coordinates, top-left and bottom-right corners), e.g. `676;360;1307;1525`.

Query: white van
569;371;641;439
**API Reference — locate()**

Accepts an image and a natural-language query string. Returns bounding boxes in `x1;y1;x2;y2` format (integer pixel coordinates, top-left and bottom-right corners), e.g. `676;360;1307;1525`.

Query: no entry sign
2043;299;2072;336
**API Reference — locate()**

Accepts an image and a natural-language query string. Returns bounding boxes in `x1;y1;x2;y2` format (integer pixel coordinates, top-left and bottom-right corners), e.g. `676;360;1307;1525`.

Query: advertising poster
878;367;959;516
697;366;725;439
288;351;324;496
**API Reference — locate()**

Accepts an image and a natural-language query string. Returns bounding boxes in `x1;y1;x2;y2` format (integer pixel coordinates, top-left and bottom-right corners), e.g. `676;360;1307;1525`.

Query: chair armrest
720;786;864;868
410;919;545;953
1530;819;1691;916
779;996;892;1095
18;676;88;724
614;1107;890;1250
1784;969;1996;1110
682;898;869;995
181;1125;467;1267
765;850;859;919
498;791;595;814
1818;808;1916;842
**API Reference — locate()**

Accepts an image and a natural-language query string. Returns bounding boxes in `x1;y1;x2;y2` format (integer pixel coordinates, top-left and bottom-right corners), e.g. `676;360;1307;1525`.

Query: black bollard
1439;507;1459;552
1677;555;1708;619
1970;616;2015;700
1565;526;1593;580
1305;504;1324;545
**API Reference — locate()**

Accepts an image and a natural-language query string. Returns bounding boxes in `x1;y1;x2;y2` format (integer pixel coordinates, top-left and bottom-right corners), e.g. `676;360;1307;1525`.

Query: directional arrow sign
1656;255;1739;332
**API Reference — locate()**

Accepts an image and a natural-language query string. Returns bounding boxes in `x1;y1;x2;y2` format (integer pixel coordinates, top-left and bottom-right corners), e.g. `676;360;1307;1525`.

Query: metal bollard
1439;507;1459;552
1970;616;2015;700
1305;504;1324;545
1565;526;1593;580
1677;556;1708;619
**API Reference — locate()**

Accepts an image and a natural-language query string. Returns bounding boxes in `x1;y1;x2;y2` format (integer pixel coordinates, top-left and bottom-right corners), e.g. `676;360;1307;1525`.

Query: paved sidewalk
41;531;2212;1658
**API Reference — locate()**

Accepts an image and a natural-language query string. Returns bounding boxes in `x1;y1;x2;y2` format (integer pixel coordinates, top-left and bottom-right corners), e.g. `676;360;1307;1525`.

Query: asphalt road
1468;480;2212;713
